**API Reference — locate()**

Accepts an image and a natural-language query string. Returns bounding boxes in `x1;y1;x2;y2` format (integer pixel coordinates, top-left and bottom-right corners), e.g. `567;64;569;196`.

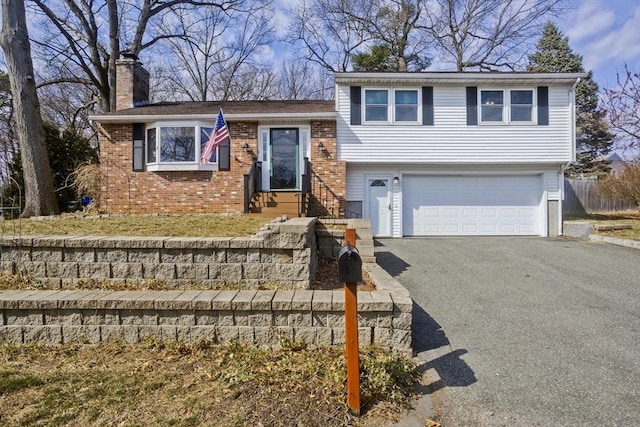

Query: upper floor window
510;90;533;122
479;88;535;124
364;89;389;122
395;90;418;122
146;123;217;171
363;88;421;124
480;90;504;122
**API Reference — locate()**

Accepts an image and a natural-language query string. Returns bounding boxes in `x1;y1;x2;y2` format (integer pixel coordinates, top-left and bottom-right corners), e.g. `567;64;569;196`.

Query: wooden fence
563;179;637;215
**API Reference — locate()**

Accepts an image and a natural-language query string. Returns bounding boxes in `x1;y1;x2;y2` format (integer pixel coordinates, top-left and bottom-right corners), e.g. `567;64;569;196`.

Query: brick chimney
115;52;150;111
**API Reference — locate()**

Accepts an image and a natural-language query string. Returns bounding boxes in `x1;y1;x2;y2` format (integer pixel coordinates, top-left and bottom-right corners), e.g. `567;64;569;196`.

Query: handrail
243;160;261;213
300;157;311;216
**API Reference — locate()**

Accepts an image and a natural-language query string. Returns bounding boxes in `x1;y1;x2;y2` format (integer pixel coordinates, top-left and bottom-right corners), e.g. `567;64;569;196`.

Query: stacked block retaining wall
0;283;412;354
0;217;317;289
0;217;413;353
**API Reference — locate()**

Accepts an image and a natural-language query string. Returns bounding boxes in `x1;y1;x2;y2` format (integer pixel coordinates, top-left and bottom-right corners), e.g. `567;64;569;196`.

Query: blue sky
273;0;639;91
558;0;640;89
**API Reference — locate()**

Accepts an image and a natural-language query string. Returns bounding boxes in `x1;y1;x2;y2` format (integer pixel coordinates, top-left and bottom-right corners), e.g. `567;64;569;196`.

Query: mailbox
338;245;362;283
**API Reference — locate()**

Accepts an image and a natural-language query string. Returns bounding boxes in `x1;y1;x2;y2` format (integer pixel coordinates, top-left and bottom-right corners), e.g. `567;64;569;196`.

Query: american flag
200;109;230;165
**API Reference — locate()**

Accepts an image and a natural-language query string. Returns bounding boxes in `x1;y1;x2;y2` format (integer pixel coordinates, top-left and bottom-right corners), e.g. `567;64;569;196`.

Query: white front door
368;178;391;236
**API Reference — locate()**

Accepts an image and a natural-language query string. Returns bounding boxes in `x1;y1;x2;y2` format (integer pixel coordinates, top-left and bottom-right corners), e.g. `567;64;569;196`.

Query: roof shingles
104;100;335;116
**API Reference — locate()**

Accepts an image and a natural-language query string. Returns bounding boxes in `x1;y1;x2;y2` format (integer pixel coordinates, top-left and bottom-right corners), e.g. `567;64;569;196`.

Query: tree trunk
0;0;59;217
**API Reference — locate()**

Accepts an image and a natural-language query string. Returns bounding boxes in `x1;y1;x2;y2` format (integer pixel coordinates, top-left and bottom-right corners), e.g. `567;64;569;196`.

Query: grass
0;213;278;238
0;340;416;427
565;211;640;241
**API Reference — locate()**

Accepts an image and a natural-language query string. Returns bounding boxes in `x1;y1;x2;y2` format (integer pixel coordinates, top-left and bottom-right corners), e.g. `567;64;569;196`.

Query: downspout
560;77;582;235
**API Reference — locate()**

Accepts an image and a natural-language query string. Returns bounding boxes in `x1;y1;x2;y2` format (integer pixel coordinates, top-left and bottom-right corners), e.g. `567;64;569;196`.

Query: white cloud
582;6;640;72
272;0;300;39
566;0;615;43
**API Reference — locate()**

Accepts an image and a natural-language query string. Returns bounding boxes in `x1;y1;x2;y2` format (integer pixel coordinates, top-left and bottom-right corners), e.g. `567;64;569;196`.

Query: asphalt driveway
375;237;640;426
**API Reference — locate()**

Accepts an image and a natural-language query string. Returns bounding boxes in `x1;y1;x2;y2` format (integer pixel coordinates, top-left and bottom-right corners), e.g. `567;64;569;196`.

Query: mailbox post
339;228;362;416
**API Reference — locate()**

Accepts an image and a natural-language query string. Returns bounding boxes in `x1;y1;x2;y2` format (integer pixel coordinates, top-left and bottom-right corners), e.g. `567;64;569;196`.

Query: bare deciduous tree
1;0;58;216
602;65;640;150
276;59;333;100
152;1;274;101
29;0;242;111
286;0;371;72
288;0;430;72
424;0;565;71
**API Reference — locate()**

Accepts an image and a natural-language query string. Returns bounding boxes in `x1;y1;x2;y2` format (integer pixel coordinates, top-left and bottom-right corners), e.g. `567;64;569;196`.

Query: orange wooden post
343;228;360;416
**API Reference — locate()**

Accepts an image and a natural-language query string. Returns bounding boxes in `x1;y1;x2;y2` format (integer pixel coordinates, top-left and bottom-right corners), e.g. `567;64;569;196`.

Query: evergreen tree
3;123;98;212
528;22;614;177
352;44;399;72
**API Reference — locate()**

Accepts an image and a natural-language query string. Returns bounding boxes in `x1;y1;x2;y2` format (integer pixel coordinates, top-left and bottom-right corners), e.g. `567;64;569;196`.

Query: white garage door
403;175;541;236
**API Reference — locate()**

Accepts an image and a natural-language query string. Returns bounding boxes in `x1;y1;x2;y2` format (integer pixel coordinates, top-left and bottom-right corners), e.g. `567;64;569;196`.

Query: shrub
597;162;640;209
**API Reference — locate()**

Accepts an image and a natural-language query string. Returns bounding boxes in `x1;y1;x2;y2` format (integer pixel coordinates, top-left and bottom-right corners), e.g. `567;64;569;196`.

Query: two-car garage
401;175;543;236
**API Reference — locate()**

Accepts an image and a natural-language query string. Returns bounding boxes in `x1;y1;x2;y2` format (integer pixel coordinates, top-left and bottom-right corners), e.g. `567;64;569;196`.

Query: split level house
91;56;586;237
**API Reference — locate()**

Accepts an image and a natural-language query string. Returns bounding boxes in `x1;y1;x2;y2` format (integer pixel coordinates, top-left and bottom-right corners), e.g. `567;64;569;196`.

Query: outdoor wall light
242;142;249;152
393;176;400;185
317;142;325;152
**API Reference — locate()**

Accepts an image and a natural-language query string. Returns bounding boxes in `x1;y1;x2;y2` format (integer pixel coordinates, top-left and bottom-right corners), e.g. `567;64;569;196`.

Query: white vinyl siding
347;164;562;237
338;85;572;163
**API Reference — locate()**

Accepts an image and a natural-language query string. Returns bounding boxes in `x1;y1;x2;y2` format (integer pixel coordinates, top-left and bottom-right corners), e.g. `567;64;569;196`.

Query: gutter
569;77;581;164
89;111;338;123
560;77;582;236
334;72;589;85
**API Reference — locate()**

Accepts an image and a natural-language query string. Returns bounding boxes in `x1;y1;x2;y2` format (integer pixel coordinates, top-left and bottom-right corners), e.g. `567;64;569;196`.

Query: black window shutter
537;86;549;125
466;87;478;125
350;86;361;125
218;139;230;171
132;123;144;172
422;86;434;125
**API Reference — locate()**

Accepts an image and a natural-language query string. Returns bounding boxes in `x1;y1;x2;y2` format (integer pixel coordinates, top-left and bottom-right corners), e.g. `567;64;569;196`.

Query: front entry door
270;128;299;190
368;178;391;236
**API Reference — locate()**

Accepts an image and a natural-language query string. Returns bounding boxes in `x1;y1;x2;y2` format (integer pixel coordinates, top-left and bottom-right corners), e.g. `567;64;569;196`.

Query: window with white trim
510;90;534;122
479;88;536;124
394;89;419;122
364;89;389;122
145;122;217;171
363;88;421;124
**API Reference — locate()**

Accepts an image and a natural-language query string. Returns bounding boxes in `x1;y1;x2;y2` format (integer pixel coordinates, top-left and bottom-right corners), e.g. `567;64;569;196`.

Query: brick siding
99;120;346;216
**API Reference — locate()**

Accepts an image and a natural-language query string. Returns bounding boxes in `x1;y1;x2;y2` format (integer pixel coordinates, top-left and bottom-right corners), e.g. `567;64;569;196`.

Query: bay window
145;123;218;171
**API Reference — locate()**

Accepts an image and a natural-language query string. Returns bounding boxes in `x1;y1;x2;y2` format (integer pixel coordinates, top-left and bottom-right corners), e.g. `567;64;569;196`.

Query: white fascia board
334;72;588;86
89;111;337;123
